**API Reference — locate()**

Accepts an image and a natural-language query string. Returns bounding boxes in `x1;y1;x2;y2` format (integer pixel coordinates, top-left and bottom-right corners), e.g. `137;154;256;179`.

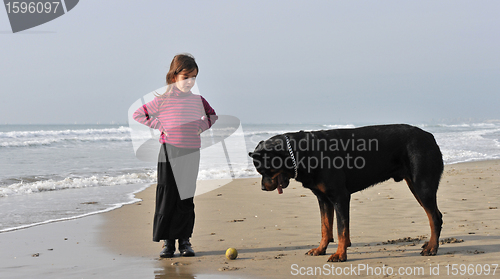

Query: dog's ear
249;151;262;158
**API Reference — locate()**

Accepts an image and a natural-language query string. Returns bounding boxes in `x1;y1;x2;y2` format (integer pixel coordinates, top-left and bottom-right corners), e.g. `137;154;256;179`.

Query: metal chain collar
283;135;298;179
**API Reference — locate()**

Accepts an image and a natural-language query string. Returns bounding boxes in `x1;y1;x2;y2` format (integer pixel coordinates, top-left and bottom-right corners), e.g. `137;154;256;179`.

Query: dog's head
248;135;293;194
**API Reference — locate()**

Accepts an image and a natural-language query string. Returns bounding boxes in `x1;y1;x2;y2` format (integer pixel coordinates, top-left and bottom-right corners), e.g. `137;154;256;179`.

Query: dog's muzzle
261;173;289;194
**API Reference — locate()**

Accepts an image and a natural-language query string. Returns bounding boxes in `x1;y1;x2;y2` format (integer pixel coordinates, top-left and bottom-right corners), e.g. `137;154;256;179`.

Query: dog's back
287;124;443;194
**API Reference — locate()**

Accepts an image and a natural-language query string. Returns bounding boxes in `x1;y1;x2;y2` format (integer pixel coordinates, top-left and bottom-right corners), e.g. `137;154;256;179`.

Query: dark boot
178;238;195;257
160;239;175;258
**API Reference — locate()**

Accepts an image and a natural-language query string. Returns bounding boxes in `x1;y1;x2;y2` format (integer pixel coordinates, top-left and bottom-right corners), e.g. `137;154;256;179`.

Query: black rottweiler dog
249;124;443;262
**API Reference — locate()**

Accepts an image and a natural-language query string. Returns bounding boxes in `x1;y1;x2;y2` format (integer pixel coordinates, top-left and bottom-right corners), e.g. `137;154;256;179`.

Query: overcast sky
1;0;499;125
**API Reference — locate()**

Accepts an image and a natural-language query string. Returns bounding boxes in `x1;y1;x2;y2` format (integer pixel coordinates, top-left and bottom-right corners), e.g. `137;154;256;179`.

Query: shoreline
0;183;150;234
1;159;499;278
0;159;489;234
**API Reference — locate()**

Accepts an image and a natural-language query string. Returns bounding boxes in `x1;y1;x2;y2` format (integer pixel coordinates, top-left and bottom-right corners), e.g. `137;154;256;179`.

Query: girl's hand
197;129;203;135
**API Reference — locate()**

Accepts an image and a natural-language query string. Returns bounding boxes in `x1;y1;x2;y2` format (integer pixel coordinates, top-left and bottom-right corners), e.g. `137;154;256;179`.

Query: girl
133;54;217;258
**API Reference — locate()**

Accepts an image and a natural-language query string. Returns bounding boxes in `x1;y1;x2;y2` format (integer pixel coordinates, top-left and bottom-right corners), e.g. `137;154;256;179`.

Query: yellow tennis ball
225;248;238;260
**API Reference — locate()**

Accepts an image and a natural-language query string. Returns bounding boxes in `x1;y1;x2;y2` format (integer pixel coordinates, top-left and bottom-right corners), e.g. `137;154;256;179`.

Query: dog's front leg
328;197;351;262
306;196;334;256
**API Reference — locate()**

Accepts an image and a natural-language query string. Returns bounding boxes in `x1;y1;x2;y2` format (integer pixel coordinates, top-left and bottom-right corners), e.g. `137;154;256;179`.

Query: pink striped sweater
133;87;217;148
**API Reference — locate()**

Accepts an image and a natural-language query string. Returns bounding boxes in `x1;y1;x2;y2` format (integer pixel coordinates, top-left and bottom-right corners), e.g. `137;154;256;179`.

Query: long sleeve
133;98;163;130
198;96;217;132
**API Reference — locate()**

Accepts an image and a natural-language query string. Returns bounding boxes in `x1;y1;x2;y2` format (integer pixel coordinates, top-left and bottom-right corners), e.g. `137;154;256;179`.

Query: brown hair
157;53;199;98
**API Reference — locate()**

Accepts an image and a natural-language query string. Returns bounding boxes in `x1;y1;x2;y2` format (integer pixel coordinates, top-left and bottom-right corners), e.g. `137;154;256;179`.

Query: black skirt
153;143;200;242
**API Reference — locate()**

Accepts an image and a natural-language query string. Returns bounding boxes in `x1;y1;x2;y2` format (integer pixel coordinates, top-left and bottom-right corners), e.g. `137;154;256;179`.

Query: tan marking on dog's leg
328;225;350;262
306;199;334;256
319;204;334;248
405;178;441;256
421;209;441;256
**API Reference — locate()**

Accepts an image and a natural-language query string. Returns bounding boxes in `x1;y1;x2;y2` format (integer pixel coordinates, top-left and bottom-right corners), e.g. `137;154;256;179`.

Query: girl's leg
165;145;199;239
167;146;199;256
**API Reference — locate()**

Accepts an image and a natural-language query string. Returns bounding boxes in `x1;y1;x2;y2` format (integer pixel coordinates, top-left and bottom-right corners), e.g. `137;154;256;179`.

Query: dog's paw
305;247;326;256
327;253;347;262
420;242;438;256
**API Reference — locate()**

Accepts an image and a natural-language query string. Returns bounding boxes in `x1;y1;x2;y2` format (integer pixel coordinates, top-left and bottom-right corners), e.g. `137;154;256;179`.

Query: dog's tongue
277;184;283;194
277;174;284;194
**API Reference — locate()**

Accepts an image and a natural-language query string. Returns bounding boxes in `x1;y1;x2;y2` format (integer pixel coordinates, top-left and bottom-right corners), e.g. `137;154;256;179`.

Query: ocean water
1;122;500;232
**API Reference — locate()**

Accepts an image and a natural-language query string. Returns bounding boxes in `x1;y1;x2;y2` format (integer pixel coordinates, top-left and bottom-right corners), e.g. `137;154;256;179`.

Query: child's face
175;69;198;93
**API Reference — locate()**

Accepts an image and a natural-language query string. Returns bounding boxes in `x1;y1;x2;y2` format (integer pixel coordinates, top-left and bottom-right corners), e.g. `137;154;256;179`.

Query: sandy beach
1;160;499;278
